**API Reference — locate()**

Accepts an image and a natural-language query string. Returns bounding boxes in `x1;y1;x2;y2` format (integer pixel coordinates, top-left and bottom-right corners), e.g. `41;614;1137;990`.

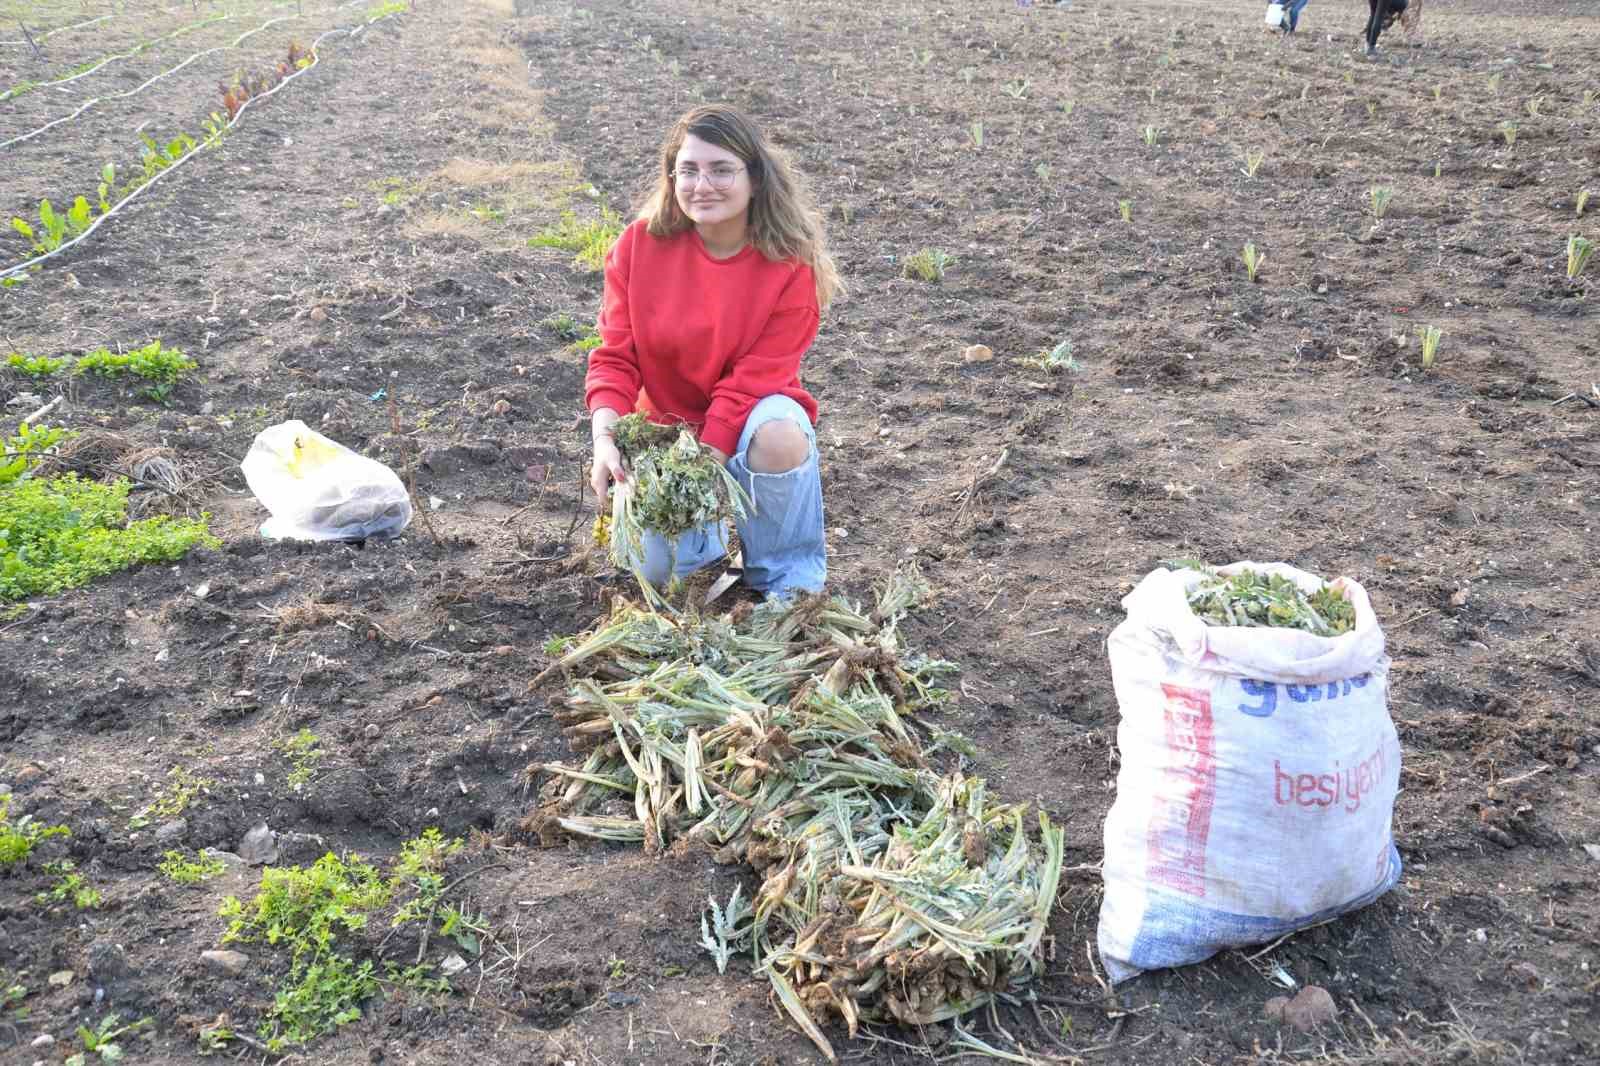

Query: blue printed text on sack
1236;674;1370;718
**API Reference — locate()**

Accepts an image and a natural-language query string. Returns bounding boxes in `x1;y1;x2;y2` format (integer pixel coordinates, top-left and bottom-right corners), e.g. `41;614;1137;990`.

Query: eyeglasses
670;164;746;190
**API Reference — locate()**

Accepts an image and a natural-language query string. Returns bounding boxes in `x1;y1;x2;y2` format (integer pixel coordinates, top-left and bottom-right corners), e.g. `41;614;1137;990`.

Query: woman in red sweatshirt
585;105;843;600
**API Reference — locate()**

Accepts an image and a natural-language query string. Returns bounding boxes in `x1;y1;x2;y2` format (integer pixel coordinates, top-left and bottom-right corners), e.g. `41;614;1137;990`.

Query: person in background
585;105;843;601
1277;0;1312;37
1365;0;1423;55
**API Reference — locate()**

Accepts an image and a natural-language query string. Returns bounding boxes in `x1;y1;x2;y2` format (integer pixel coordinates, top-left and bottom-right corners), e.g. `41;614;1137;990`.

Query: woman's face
672;133;752;231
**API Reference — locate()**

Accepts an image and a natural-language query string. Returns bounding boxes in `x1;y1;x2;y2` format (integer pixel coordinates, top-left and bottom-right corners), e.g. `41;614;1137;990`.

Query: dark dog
1365;0;1408;55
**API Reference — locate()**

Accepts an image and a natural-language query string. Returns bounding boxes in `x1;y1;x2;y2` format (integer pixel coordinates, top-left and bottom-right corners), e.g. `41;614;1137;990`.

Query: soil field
2;0;1598;1063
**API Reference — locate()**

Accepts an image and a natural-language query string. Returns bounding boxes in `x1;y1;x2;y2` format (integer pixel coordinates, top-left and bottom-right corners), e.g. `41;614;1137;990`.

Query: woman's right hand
590;437;625;507
589;407;625;508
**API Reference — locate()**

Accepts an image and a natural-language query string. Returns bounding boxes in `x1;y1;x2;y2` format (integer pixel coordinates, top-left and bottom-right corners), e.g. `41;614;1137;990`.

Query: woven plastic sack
1098;562;1401;983
241;420;412;541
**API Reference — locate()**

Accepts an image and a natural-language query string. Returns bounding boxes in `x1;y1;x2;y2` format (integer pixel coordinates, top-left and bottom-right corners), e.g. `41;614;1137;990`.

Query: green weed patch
0;795;69;867
74;340;196;403
6;353;66;379
217;830;472;1051
0;423;217;601
529;207;624;271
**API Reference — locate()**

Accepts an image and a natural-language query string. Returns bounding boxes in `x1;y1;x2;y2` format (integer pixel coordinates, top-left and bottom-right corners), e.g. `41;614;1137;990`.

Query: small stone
1582;844;1600;862
154;647;170;663
491;645;515;656
491;399;511;416
1274;985;1338;1032
48;971;74;988
962;344;994;363
30;1033;54;1048
439;953;468;976
364;724;381;739
201;950;250;977
153;818;188;845
203;849;245;868
199;400;215;416
238;823;280;866
606;991;641;1008
309;306;328;323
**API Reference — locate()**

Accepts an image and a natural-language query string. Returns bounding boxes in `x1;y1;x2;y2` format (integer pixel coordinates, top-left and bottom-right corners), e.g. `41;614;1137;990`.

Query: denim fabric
631;394;826;599
1284;0;1310;31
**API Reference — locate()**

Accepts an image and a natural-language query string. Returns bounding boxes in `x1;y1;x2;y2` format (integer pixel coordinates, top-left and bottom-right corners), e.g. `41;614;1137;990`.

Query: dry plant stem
387;385;442;547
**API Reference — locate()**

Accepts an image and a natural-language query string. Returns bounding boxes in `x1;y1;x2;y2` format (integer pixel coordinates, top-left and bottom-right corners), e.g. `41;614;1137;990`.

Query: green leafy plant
1578;190;1590;218
367;0;407;18
528;207;624;272
0;430;217;600
1487;72;1502;93
37;859;102;909
160;849;228;885
1141;124;1159;147
1117;199;1132;223
968;120;984;149
219;852;390;1049
958;67;975;86
1525;95;1543;118
196;1020;235;1054
1499;121;1518;147
2;974;26;1026
1242;148;1265;178
275;729;325;789
0;422;72;487
572;327;603;355
1432;84;1443;103
9;197;83;255
1016;339;1080;374
0;796;70;866
901;248;953;282
74;340;196;403
1000;78;1029;100
65;1014;152;1065
542;634;571;656
5;353;66;379
129;765;213;828
1034;162;1052;184
699;884;753;974
1369;186;1394;220
1568;235;1595;280
1060;99;1075;116
1418;325;1443;370
1241;243;1266;283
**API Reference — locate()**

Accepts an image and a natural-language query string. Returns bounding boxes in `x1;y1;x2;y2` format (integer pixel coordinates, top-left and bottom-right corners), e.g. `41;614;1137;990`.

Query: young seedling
1017;340;1081;374
1035;163;1052;184
1487;72;1502;93
1499;121;1518;147
1366;100;1378;119
1434;161;1442;179
1417;325;1443;370
959;67;976;86
1001;78;1029;99
5;353;66;379
1568;235;1595;281
1060;99;1075;116
699;885;753;974
902;248;953;282
1432;84;1443;102
1525;96;1543;118
1141;124;1159;147
1117;200;1132;224
66;1013;152;1064
1369;186;1394;220
1146;84;1157;105
968;120;984;149
1241;243;1266;283
1577;190;1590;218
1242;148;1265;178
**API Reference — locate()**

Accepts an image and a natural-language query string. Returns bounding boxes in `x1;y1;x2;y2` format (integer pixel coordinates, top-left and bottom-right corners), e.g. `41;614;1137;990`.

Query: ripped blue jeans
630;394;826;600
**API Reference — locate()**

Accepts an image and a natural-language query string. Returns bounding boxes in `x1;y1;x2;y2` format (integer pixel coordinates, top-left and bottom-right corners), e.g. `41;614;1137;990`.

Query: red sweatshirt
583;219;820;457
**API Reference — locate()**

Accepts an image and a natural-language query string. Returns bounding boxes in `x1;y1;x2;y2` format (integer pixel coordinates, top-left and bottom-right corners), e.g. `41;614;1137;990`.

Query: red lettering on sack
1272;744;1390;813
1147;684;1216;898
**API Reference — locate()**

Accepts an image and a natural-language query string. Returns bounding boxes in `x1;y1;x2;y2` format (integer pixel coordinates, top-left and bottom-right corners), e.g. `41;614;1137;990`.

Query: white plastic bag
1098;562;1401;983
241;420;413;541
1265;3;1286;27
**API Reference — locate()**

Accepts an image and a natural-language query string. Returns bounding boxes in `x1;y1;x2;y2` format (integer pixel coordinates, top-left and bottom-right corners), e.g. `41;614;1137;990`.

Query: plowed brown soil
1;0;1596;1063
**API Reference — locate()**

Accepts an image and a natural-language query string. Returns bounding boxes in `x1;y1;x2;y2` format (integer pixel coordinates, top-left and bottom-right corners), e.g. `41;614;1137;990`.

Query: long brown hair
640;104;843;310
